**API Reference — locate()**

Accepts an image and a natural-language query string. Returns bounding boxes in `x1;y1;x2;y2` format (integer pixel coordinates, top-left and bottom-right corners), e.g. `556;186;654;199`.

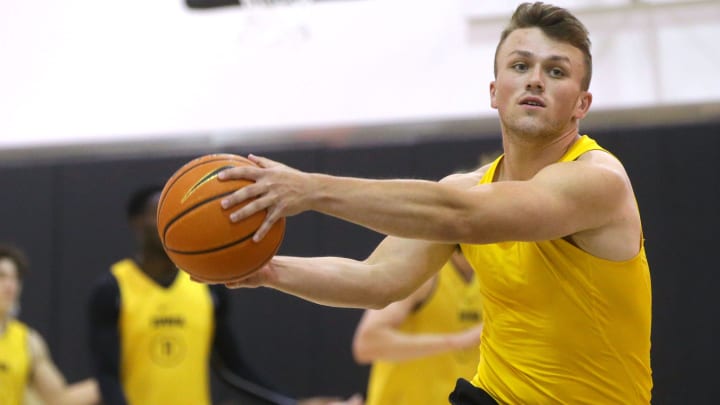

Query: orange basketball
157;153;285;282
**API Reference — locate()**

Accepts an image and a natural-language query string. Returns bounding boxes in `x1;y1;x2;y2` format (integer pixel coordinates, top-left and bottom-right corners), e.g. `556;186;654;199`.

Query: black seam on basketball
172;221;285;282
162;190;238;242
164;231;255;255
157;155;249;222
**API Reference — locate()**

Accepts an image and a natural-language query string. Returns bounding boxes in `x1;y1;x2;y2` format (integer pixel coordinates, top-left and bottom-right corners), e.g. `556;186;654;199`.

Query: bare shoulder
538;149;641;260
27;328;50;361
577;149;630;177
536;149;633;199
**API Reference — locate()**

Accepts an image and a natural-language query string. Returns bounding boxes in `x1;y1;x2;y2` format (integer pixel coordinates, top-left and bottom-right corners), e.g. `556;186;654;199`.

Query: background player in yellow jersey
0;244;100;405
209;2;653;404
353;247;482;405
87;187;361;405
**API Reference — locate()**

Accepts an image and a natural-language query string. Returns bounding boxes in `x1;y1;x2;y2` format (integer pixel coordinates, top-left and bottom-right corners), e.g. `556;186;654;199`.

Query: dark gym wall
3;121;718;404
0;166;57;339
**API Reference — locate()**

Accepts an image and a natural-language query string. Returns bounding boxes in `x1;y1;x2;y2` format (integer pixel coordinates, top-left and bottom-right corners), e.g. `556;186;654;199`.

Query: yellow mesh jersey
365;260;483;405
461;135;652;404
112;259;214;405
0;319;30;405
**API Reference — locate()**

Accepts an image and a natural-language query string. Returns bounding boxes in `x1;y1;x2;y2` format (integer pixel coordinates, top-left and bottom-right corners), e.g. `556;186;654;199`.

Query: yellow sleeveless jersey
461;135;652;404
366;260;483;405
112;259;214;405
0;319;31;405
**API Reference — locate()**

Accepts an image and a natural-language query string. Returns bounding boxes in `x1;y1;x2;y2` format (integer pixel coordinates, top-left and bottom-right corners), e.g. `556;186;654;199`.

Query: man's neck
0;313;8;335
499;129;580;181
136;250;178;286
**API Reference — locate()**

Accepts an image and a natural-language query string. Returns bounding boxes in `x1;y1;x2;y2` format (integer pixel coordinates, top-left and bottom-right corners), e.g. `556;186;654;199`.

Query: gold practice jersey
112;259;214;405
365;260;482;405
461;135;652;404
0;319;30;405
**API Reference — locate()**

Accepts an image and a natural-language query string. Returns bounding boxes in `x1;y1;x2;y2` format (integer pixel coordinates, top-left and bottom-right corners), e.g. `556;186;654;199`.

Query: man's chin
0;302;13;315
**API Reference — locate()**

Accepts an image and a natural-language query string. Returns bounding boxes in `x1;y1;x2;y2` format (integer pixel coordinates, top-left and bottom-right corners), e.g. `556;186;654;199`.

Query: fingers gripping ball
157;154;285;282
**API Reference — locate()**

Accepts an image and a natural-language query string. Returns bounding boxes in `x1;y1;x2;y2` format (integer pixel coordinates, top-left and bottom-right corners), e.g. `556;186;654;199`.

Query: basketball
157;153;285;282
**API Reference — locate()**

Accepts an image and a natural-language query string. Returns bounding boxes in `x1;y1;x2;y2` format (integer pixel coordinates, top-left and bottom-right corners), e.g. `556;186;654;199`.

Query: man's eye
549;68;565;77
513;63;527;72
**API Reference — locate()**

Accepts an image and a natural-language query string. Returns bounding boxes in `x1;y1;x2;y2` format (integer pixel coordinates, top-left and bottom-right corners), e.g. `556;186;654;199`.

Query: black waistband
449;378;499;405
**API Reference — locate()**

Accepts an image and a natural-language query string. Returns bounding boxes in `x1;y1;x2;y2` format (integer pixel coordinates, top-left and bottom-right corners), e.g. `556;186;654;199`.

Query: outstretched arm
219;153;634;249
215;170;480;307
222;237;456;310
28;329;100;405
352;276;481;364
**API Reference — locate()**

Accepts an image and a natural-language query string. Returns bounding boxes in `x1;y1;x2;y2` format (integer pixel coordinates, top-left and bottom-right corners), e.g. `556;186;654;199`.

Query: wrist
264;257;287;288
308;172;333;211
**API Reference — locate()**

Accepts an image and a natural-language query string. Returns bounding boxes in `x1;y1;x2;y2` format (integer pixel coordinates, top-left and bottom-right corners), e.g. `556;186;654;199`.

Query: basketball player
86;187;358;405
353;247;482;405
214;2;653;403
0;244;100;405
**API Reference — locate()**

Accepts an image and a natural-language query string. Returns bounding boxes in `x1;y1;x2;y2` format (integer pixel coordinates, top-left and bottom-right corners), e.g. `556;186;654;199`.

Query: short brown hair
0;244;29;280
494;2;592;90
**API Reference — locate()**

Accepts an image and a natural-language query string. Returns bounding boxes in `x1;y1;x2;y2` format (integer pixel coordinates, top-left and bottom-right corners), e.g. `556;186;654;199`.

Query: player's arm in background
28;329;100;405
352;276;481;364
209;285;298;405
87;274;128;405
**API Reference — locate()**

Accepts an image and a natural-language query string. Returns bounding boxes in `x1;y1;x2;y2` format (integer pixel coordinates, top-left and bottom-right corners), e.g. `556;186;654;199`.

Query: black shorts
449;378;499;405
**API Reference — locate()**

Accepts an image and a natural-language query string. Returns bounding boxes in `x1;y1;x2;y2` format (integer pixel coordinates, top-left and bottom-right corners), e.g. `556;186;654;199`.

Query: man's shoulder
87;272;121;318
89;271;120;293
575;148;628;174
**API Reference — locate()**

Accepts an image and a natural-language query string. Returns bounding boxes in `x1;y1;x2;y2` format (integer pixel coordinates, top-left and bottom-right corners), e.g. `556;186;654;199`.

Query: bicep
464;160;629;242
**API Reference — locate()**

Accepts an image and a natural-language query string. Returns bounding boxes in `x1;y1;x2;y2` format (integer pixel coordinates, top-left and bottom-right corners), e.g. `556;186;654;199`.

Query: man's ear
574;91;592;120
490;81;498;109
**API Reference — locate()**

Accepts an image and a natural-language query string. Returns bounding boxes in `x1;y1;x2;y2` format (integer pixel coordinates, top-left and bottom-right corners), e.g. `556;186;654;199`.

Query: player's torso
366;262;482;405
460;136;652;404
0;319;31;405
112;259;214;405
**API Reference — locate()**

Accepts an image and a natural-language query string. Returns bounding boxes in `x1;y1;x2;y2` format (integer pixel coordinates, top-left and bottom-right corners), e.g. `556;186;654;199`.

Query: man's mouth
519;97;546;107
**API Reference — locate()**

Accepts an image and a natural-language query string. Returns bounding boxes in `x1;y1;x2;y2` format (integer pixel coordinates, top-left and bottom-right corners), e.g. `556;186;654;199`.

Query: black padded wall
2;121;717;404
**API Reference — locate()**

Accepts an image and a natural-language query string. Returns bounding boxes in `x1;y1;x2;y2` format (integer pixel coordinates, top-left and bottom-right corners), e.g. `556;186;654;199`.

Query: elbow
372;285;413;310
351;334;375;365
362;293;401;311
352;343;372;365
359;265;407;309
374;276;414;309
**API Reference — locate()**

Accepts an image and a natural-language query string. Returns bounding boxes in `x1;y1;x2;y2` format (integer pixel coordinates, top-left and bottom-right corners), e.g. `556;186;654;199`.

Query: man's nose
526;67;544;92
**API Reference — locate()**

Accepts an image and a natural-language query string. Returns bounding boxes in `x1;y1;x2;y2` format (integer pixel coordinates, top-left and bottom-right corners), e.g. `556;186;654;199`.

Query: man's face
0;258;20;316
490;27;591;140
